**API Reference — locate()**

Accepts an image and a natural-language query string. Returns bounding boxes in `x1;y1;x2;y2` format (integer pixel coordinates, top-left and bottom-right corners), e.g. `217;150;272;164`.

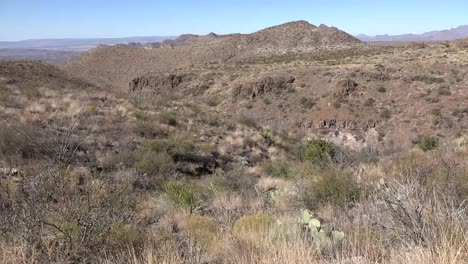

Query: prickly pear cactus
300;209;345;254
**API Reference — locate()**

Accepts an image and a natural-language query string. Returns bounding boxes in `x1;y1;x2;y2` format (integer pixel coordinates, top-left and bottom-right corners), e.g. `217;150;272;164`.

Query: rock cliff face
129;73;195;93
232;75;296;99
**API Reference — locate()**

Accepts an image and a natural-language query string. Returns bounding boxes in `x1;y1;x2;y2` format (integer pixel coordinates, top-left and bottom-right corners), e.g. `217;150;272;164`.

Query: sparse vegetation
418;136;438;151
0;21;467;264
300;97;316;109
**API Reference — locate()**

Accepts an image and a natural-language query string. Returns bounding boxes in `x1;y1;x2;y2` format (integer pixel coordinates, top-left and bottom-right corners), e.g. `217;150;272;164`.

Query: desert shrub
332;100;341;109
302;170;361;209
0;169;141;262
266;160;293;179
185;215;219;248
134;151;175;177
379;109;391;119
376;86;386;93
300;97;316;109
159;112;178;126
108;223;139;248
101;149;136;170
210;168;257;195
418;136;438;152
263;98;271;105
232;214;275;239
142;137;195;156
364;98;375;107
431;108;441;116
205;96;220;107
132;120;167;139
412;74;445;84
237;114;258;128
303;139;335;166
451;107;468;118
131;111;148;120
162;181;205;213
0;127;24;157
437;86;451;96
260;129;275;146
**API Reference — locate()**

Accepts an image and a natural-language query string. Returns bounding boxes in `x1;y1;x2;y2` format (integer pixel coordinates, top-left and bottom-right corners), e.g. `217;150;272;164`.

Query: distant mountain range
0;36;175;51
357;25;468;42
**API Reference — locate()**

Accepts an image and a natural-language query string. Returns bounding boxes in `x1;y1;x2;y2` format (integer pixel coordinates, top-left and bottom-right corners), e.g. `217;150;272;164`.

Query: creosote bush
418;136;438;151
303;139;335;166
302;170;361;209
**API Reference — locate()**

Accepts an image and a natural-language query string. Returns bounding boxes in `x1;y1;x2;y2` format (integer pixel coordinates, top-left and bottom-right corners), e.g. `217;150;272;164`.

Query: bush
162;181;205;213
0;127;23;156
376;86;386;93
380;109;391;119
205;96;220;107
418;137;438;152
303;139;335;166
210;168;257;194
266;160;293;179
364;98;375;107
302;170;361;209
134;151;175;177
300;97;316;109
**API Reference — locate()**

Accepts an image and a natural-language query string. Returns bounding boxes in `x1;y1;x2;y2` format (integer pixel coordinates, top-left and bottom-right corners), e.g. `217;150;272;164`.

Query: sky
1;0;467;41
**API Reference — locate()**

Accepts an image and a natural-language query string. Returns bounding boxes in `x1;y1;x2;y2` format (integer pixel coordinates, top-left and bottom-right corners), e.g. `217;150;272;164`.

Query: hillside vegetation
0;22;467;263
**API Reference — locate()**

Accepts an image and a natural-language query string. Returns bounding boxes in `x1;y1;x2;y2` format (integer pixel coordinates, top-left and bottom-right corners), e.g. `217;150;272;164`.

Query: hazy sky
1;0;467;41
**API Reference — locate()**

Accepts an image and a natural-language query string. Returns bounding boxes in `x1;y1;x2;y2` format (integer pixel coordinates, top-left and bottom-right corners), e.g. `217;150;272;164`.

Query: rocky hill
61;22;468;150
63;21;364;89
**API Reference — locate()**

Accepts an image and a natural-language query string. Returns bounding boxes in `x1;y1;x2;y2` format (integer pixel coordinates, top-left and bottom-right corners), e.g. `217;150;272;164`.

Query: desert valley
0;20;467;263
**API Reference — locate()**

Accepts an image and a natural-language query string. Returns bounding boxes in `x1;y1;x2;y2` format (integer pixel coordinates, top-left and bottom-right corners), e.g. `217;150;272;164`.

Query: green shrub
302;170;361;209
134;151;175;177
418;137;438;152
303;139;335;166
300;97;316;109
267;160;293;179
261;129;275;145
263;98;272;105
163;181;205;213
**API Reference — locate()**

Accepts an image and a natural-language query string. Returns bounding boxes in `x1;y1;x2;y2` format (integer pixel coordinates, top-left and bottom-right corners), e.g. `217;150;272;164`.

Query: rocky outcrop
299;119;376;130
233;75;295;99
333;78;360;98
129;73;195;92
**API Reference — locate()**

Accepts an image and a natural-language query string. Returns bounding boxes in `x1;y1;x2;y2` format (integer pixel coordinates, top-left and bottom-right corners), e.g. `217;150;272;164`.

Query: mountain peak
242;20;361;49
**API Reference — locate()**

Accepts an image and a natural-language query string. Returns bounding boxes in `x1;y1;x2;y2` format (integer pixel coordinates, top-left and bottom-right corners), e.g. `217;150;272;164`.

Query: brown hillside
63;21;364;89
